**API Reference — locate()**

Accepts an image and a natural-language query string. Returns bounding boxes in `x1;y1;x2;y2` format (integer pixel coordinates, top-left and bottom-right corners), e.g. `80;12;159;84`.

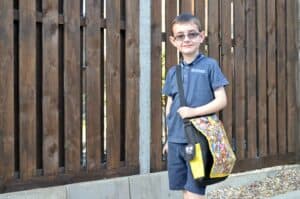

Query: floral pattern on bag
190;115;236;178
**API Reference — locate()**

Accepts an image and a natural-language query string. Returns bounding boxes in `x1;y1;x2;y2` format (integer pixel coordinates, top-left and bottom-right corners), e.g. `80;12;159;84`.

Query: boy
162;13;229;199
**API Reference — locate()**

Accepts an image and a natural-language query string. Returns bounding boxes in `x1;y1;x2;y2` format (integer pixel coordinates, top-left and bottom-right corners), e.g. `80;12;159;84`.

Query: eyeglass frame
172;31;201;42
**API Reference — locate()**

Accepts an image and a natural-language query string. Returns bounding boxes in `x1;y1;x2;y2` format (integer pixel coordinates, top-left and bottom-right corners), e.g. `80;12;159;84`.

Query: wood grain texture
42;0;59;175
63;0;81;173
151;0;164;172
106;0;121;169
86;0;102;171
267;0;278;155
257;0;268;157
125;0;140;167
220;0;233;145
234;0;246;159
246;0;257;159
0;0;15;181
19;0;37;180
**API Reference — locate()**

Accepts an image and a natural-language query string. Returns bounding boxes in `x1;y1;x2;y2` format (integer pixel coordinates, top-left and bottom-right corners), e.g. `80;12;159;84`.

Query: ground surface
207;166;300;199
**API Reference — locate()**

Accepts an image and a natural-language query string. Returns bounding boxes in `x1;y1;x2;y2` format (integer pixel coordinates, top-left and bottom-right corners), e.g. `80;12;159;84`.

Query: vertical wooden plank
165;0;178;68
257;0;268;157
0;0;15;180
246;0;257;158
286;0;297;153
267;0;277;155
234;0;246;159
86;0;102;171
194;0;206;53
163;2;176;170
276;0;287;154
106;0;121;169
42;0;59;175
151;0;163;171
180;0;194;14
194;0;205;25
125;0;140;167
19;0;37;179
296;0;300;162
220;0;233;144
208;0;220;61
64;0;81;172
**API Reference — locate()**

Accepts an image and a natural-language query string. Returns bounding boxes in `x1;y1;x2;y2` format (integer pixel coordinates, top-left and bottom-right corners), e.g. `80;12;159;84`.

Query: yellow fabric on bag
190;143;205;179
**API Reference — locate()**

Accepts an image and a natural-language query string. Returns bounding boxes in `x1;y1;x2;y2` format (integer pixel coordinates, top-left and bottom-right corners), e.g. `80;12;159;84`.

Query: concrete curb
0;172;182;199
0;186;66;199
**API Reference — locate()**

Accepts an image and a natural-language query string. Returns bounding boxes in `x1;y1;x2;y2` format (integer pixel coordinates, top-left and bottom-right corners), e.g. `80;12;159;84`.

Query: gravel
207;165;300;199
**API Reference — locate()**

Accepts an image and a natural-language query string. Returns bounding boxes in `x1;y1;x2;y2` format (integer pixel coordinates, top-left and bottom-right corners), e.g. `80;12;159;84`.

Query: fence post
297;0;300;163
139;0;151;174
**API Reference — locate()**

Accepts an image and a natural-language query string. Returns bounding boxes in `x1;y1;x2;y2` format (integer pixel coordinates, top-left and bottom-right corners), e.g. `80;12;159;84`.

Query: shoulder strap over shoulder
176;64;186;107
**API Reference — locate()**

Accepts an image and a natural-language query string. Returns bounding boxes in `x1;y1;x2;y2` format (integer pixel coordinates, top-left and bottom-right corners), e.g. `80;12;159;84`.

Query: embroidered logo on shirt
191;68;206;74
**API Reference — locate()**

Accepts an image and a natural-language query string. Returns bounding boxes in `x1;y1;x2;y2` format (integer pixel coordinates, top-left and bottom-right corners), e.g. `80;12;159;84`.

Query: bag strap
176;64;193;125
176;64;186;106
176;64;198;147
176;64;216;119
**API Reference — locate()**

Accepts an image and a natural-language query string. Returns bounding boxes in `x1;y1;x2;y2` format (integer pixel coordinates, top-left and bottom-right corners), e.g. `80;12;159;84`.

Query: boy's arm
177;87;227;119
163;96;172;154
165;96;172;117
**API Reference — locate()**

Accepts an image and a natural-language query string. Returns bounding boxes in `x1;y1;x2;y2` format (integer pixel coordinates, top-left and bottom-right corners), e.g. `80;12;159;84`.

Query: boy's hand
162;143;168;154
177;106;195;119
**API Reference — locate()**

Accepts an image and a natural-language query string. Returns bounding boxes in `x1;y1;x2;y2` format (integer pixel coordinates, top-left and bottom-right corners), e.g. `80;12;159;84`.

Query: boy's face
169;22;204;57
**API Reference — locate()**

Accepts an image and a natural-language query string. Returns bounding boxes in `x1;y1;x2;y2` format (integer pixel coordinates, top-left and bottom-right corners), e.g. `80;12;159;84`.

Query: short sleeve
162;67;176;97
209;60;229;90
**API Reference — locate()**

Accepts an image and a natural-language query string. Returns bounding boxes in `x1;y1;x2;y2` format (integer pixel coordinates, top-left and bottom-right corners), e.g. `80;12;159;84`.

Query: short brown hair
170;13;202;36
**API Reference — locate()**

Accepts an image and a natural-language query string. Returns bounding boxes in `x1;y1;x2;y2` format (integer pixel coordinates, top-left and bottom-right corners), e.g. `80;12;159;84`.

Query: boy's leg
183;190;206;199
167;142;187;190
168;142;206;197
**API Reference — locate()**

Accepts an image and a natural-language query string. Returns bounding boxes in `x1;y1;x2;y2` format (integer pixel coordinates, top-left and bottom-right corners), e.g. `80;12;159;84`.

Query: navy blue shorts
167;142;206;195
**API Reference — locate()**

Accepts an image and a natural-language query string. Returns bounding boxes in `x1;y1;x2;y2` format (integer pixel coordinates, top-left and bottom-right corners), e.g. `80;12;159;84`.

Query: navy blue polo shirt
162;54;229;143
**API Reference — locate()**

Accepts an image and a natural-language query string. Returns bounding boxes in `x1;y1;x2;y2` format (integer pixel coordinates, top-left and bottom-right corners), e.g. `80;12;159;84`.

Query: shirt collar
181;53;203;67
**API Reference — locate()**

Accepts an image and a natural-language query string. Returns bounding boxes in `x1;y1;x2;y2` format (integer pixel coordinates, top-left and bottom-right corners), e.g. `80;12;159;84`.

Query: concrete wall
1;165;299;199
0;172;182;199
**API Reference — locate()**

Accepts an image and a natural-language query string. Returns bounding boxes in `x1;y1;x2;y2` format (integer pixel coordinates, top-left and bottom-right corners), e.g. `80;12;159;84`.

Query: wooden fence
0;0;298;193
0;0;140;192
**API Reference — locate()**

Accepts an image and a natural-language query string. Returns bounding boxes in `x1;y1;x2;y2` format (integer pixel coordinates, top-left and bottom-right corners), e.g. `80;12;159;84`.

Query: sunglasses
173;32;200;42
